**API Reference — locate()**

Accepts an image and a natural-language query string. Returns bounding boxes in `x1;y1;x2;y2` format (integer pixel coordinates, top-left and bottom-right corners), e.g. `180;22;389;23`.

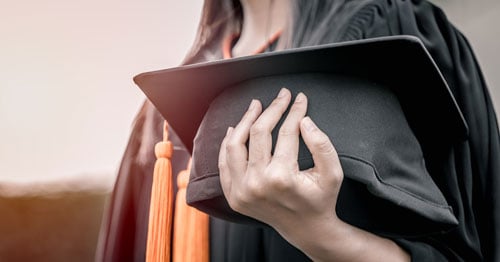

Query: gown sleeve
94;101;190;262
339;0;500;261
95;1;500;261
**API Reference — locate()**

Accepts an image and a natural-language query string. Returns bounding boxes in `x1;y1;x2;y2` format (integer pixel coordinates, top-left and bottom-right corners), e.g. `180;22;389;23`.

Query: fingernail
302;117;316;132
295;92;306;103
277;88;288;98
248;99;258;110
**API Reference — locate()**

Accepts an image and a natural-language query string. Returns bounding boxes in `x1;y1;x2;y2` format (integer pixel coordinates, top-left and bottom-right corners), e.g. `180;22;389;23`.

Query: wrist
275;215;409;262
275;214;354;260
291;217;363;261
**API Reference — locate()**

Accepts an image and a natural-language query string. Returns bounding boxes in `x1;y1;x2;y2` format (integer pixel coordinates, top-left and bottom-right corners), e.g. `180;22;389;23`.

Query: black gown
95;0;500;261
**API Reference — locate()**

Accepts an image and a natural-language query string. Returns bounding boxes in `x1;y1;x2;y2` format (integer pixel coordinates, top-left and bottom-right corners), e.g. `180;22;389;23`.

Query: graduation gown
95;0;500;261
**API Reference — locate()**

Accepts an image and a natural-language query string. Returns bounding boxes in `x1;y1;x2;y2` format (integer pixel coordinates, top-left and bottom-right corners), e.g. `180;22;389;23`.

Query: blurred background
0;0;498;261
1;1;203;261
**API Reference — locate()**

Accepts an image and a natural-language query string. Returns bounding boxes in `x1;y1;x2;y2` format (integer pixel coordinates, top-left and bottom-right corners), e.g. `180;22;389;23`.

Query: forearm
219;92;410;261
277;215;410;262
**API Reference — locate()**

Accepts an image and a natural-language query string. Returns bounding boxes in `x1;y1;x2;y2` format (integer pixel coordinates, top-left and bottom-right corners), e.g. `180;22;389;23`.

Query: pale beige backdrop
0;0;498;261
0;1;202;261
0;0;498;186
0;0;203;184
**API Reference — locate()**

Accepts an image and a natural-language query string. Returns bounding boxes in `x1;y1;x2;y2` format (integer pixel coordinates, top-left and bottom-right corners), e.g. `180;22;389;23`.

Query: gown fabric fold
96;1;499;261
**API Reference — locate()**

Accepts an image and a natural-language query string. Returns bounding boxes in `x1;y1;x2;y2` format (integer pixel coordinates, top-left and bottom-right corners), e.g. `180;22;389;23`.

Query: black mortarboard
134;36;467;238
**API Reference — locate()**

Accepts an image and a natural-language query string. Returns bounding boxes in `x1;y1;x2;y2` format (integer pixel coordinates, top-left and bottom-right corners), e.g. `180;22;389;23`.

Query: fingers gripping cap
134;36;466;238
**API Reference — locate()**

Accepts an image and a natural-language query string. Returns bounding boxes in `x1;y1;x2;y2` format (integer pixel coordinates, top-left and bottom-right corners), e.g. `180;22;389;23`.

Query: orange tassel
146;121;174;262
173;159;210;262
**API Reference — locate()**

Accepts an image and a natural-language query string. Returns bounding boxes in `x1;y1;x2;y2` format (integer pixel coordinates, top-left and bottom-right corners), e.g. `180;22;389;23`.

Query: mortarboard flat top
134;35;468;154
134;35;467;237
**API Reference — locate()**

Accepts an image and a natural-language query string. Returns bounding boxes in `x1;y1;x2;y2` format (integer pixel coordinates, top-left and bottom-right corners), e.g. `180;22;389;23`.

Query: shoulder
340;0;452;41
340;0;471;83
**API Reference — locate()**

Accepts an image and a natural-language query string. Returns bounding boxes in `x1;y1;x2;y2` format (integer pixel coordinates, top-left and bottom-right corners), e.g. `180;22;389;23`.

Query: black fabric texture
336;0;500;261
95;0;500;261
189;73;458;237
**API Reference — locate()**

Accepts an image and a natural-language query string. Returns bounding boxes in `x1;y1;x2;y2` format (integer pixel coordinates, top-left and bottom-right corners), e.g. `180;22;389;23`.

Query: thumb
300;117;342;178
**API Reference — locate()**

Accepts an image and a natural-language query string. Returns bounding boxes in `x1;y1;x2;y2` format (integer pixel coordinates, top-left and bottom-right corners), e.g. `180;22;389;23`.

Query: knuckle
278;126;298;137
331;166;344;180
248;157;264;167
265;167;292;191
247;159;261;169
246;178;265;199
218;159;226;170
312;135;335;154
271;153;295;165
228;178;264;212
250;122;268;136
271;97;285;107
226;140;239;153
270;98;288;111
336;171;344;183
330;168;344;186
228;190;246;211
227;195;242;212
230;191;255;213
270;176;291;191
290;101;306;111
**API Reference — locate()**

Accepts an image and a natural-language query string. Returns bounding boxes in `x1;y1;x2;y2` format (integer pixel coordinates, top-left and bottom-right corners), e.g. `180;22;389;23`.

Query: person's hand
218;87;344;235
218;88;410;261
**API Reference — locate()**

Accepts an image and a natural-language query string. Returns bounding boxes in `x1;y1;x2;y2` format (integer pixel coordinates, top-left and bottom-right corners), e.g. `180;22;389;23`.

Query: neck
232;0;289;57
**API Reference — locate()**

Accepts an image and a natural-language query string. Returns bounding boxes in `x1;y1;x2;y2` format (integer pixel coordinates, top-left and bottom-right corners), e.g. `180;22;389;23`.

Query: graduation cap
134;35;467;238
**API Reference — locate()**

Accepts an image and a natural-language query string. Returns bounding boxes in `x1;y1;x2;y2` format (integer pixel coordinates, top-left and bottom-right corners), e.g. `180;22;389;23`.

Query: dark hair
181;0;243;64
132;0;373;163
182;0;371;65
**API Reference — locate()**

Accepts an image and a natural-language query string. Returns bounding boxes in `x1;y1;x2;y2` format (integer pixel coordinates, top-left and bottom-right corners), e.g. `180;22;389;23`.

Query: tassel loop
146;121;209;262
155;141;173;160
146;121;174;262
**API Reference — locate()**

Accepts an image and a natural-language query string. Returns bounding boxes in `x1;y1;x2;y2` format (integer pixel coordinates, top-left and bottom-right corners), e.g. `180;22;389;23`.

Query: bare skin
222;1;411;261
218;89;410;261
232;0;289;57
